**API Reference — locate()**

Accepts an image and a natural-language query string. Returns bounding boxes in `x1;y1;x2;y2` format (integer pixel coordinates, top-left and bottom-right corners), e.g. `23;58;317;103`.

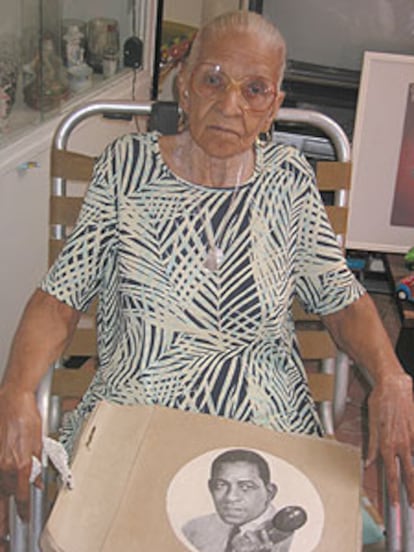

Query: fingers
0;388;43;514
365;389;381;467
0;469;30;522
383;454;400;507
0;457;43;523
382;453;414;508
365;426;379;468
0;451;33;498
33;474;44;491
377;425;414;506
15;463;32;504
12;462;32;522
0;471;15;498
399;448;414;507
15;497;30;523
365;374;414;506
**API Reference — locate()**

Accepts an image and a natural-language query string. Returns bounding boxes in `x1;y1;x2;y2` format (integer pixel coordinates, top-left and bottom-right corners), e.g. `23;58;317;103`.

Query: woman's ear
262;90;285;134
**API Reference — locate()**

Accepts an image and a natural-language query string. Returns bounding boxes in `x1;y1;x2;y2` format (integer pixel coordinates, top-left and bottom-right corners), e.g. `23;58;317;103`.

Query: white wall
201;0;248;23
163;0;202;27
162;0;248;27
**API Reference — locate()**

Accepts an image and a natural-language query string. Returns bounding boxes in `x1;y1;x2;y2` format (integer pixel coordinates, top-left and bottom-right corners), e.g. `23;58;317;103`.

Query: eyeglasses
190;63;277;112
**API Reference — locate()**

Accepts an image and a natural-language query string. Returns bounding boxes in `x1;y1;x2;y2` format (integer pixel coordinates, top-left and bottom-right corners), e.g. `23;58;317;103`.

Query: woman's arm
0;288;81;519
322;292;414;506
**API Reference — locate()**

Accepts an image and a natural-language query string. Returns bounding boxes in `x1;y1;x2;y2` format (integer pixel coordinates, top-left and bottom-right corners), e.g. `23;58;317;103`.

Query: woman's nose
217;83;247;113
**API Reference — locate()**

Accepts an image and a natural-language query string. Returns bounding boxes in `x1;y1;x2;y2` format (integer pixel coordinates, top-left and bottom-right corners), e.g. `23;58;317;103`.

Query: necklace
203;163;245;272
204;228;225;271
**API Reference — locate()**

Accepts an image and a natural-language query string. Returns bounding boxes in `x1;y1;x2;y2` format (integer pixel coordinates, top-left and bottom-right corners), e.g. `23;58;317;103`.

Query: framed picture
346;51;414;253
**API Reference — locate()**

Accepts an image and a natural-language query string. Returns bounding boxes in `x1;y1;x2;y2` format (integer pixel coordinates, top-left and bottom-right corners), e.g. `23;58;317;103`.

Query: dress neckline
150;131;263;193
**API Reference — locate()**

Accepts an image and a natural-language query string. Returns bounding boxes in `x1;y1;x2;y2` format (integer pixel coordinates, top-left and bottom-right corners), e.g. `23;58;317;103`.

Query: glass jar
23;33;69;112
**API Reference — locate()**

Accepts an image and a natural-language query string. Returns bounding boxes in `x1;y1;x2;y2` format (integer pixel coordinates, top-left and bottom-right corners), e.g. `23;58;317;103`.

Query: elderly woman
0;10;413;528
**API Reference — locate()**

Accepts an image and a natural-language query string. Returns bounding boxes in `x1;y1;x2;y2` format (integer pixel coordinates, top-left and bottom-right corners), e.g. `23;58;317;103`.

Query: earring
257;127;273;146
183;90;189;98
178;109;188;131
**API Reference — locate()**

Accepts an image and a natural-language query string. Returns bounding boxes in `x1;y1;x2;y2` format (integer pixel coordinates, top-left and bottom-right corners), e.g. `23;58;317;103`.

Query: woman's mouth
208;125;239;136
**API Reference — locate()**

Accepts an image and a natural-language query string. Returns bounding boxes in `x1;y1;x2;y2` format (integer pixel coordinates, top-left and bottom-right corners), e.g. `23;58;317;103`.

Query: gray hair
185;10;286;90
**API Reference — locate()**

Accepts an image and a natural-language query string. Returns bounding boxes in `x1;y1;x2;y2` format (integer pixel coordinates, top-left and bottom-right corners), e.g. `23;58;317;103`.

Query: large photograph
347;51;414;252
390;82;414;227
167;447;324;552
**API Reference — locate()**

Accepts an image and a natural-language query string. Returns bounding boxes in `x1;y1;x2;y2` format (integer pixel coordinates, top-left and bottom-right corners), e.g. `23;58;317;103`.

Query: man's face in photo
209;460;276;526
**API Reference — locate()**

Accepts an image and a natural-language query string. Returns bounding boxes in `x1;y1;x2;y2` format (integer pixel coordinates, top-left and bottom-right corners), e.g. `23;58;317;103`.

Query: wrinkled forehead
187;28;284;82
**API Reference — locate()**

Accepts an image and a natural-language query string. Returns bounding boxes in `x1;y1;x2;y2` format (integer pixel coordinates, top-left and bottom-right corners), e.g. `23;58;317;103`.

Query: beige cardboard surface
41;402;361;551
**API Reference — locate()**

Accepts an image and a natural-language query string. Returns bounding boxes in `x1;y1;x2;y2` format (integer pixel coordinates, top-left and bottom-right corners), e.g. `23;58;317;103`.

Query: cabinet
0;0;158;148
0;0;158;377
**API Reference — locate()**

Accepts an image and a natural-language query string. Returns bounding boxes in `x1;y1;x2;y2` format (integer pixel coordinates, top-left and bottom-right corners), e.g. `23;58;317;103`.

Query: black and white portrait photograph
166;447;324;552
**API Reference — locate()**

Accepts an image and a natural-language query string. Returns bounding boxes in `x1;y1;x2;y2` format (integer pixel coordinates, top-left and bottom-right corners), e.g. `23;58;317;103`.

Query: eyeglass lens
192;64;275;111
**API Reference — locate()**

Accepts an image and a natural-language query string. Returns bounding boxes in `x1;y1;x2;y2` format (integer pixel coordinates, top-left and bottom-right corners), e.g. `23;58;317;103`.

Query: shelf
0;0;158;157
0;68;151;175
1;69;134;149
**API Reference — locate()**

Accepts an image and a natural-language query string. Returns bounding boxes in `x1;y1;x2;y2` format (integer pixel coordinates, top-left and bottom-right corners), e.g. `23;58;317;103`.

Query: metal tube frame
278;107;351;434
52;102;352;432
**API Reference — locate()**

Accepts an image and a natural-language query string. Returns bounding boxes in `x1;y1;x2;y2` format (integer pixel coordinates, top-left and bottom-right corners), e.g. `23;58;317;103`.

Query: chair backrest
49;136;352;429
295;161;352;418
47;103;353;420
49;148;97;359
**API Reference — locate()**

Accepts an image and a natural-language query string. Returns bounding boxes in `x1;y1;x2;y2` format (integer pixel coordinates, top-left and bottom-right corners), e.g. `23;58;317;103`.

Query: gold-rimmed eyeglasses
190;63;277;112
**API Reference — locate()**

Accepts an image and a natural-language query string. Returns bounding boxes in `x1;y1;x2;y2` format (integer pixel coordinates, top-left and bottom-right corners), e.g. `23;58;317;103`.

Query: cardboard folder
41;401;361;551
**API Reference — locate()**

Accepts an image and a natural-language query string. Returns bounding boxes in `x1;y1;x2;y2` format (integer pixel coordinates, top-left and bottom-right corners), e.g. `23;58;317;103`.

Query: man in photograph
182;449;306;552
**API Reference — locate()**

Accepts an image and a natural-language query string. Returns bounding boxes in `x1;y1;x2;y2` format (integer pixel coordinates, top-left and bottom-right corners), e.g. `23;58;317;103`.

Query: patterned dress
41;132;364;454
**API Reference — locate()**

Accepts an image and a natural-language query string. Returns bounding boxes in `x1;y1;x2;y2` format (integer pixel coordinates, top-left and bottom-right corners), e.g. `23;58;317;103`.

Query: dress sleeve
40;140;119;312
294;159;365;316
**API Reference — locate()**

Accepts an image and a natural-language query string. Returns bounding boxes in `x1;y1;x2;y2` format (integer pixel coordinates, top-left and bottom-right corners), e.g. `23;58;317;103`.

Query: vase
23;34;69;112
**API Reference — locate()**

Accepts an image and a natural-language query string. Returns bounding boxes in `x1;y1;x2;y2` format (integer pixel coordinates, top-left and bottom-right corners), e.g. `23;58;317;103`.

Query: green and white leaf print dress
41;132;365;455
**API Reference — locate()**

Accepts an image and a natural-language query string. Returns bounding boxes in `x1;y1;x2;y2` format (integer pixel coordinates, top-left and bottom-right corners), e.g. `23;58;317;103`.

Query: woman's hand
0;289;80;521
0;384;42;521
366;373;414;506
322;293;414;505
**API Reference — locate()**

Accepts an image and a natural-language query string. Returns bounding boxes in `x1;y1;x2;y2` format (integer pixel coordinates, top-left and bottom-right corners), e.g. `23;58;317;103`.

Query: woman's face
179;30;285;159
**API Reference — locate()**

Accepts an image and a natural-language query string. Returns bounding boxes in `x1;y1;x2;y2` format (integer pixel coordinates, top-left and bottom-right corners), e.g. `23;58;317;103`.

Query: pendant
204;247;224;271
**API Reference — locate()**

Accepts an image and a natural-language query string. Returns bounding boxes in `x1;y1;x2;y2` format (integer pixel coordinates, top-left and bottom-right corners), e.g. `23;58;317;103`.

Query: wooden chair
10;101;388;551
47;103;353;434
43;107;352;524
48;121;352;432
